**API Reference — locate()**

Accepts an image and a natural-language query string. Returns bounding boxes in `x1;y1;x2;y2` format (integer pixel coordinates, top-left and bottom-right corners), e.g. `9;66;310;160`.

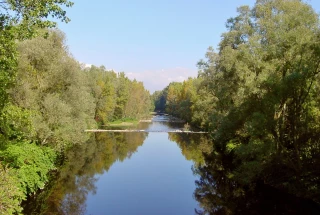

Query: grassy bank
105;118;139;127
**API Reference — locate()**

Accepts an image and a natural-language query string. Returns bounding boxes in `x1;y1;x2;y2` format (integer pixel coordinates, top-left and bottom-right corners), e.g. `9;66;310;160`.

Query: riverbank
103;119;139;127
102;115;155;127
85;129;208;133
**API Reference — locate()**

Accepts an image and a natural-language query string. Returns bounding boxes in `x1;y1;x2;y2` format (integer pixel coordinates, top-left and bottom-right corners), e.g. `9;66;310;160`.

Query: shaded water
23;116;205;215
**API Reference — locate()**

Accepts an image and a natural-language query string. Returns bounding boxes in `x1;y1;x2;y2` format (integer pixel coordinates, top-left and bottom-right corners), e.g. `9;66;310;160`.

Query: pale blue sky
58;0;320;92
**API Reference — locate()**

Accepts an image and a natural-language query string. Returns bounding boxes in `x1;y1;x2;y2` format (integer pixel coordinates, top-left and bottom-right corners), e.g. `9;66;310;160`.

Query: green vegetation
107;118;139;127
151;89;167;112
87;66;152;126
0;1;152;213
2;0;320;213
153;0;320;212
0;142;56;195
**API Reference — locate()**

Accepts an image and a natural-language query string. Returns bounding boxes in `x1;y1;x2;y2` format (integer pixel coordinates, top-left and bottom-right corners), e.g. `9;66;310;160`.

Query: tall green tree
86;66;117;124
10;30;96;149
195;0;320;202
165;82;182;116
124;80;152;119
114;72;130;119
0;0;73;111
1;1;73;213
157;0;320;205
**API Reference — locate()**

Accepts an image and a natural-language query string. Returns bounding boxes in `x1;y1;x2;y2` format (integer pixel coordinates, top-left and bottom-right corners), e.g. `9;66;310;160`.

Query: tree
124;80;152;119
195;0;320;202
0;0;73;111
114;72;130;119
152;89;167;112
0;0;73;37
86;66;117;124
9;29;96;149
1;1;73;213
165;82;182;115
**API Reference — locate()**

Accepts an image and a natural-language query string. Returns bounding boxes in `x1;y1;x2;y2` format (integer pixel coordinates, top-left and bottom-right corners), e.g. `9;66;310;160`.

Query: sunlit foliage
1;4;152;212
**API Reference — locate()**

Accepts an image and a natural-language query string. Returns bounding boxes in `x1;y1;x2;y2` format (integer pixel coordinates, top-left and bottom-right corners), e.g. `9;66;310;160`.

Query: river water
23;115;207;215
24;115;320;214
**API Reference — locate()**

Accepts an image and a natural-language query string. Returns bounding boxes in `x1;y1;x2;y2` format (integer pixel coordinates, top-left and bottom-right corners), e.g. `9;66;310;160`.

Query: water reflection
23;130;148;215
168;132;320;214
23;117;319;215
190;140;320;215
168;133;212;166
23;118;202;215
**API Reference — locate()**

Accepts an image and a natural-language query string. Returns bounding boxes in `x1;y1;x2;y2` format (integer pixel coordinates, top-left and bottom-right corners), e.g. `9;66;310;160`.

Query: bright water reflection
86;133;199;215
24;116;204;215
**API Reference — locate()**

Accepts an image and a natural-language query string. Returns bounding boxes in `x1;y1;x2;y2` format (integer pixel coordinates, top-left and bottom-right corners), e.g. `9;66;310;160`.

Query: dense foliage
2;0;320;213
154;0;320;213
0;33;152;214
0;1;152;213
151;89;167;112
87;66;152;125
1;1;73;213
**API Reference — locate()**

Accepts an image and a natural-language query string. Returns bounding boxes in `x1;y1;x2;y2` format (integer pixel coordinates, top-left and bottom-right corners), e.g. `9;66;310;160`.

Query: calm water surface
23;115;320;214
24;115;204;215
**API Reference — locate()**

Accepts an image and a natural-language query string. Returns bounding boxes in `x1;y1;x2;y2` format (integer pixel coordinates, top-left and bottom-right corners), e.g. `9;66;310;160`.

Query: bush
0;164;25;215
0;142;56;195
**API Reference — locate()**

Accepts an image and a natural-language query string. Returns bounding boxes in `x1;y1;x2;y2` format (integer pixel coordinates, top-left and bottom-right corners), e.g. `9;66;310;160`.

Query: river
23;115;320;215
23;115;207;215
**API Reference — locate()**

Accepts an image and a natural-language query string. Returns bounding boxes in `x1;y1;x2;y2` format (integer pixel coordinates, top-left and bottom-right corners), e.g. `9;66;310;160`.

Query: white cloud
79;61;93;69
125;67;197;93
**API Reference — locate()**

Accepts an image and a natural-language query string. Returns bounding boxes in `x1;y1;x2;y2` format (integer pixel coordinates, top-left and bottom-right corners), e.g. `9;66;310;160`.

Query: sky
57;0;320;93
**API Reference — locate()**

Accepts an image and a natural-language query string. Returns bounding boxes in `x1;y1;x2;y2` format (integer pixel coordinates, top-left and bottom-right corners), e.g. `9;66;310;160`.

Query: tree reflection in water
23;130;148;215
169;133;320;215
24;128;320;214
